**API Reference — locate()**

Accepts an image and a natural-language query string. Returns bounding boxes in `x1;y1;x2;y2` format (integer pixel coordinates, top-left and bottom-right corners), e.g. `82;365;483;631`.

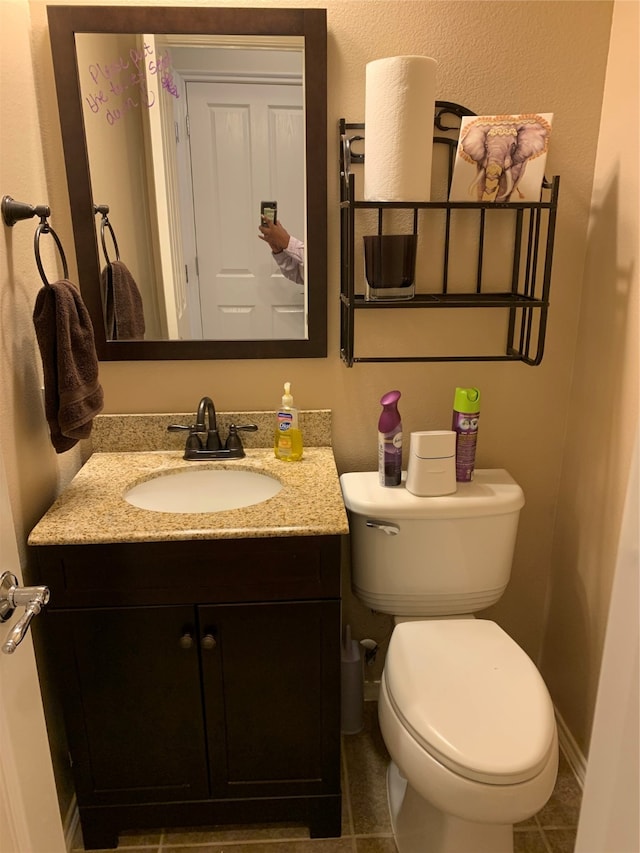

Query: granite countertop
28;447;349;546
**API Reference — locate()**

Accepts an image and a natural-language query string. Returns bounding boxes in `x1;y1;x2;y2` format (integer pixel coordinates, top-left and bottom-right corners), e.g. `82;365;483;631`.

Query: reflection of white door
0;454;66;853
144;34;193;341
187;81;305;340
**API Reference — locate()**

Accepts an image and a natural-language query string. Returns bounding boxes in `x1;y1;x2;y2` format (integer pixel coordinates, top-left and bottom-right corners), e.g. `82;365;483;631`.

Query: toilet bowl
339;470;559;853
378;619;558;853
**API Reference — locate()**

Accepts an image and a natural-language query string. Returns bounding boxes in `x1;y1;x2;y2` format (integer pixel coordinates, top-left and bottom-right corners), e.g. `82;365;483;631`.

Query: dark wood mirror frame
47;5;327;360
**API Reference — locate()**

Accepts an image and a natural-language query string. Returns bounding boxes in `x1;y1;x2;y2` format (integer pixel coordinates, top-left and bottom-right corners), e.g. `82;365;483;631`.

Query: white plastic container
406;430;456;497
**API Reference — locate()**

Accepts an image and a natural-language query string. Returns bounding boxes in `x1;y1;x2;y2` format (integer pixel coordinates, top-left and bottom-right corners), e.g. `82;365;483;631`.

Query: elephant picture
449;113;553;203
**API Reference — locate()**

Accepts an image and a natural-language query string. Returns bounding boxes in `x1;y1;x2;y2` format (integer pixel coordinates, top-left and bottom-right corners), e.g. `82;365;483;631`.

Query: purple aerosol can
452;387;481;481
378;390;403;487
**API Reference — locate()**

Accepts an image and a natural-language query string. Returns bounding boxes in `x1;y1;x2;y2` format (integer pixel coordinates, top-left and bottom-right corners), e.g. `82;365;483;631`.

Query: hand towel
100;260;145;340
101;262;116;341
33;279;104;454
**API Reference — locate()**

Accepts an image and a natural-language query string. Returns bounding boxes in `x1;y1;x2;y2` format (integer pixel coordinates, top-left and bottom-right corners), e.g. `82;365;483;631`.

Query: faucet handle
225;423;258;452
167;423;204;451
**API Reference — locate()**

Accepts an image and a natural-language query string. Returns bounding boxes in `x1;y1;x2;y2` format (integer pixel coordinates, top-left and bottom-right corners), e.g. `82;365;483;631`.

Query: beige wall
1;0;636;818
0;0;83;817
540;0;639;757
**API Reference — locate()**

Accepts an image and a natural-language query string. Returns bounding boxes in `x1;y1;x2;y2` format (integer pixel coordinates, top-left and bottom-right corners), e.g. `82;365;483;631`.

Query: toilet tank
340;469;525;616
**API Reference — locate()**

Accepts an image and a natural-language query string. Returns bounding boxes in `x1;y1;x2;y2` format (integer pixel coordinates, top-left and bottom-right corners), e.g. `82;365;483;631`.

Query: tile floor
74;702;582;853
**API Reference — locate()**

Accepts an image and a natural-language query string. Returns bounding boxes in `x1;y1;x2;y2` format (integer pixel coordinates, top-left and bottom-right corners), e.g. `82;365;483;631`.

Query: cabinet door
200;600;340;798
48;605;209;806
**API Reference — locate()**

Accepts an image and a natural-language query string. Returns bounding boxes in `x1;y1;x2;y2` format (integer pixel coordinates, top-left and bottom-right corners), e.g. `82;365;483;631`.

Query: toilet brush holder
341;625;364;734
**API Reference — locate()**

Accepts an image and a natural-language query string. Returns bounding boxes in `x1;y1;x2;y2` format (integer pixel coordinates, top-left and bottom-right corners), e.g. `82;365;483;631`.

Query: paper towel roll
364;55;437;202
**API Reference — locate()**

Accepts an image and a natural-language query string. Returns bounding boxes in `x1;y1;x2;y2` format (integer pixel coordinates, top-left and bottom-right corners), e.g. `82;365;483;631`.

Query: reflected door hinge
184;264;189;284
174;120;180;144
195;256;199;277
68;751;74;768
186;114;191;138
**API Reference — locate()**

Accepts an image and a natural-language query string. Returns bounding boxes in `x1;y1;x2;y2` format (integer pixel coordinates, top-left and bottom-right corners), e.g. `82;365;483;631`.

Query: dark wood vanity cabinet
29;536;342;850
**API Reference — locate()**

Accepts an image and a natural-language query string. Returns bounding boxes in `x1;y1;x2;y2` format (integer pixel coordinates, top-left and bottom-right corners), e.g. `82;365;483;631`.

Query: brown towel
100;260;145;340
33;279;104;454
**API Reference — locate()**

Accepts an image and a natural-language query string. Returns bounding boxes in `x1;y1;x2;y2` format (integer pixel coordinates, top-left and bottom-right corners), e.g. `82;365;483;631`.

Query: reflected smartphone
260;200;277;226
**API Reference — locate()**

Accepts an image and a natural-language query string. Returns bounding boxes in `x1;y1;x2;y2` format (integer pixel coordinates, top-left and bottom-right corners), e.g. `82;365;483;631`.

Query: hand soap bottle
274;381;303;461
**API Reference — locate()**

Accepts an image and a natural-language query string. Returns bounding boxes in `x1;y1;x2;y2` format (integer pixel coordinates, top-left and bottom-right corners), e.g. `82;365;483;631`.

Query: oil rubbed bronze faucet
195;396;221;451
168;397;257;460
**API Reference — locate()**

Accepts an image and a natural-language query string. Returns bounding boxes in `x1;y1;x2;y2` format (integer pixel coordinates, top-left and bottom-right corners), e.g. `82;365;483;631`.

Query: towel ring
34;220;68;288
94;205;120;264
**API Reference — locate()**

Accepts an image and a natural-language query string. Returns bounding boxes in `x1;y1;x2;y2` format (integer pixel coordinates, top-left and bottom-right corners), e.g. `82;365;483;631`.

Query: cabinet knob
201;633;217;650
179;633;194;650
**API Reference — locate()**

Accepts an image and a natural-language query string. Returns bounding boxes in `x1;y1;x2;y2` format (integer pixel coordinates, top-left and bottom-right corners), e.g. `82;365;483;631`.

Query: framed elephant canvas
449;113;553;203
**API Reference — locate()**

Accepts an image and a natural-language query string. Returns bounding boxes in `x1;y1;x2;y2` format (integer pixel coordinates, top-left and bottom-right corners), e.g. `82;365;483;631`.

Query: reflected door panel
187;81;305;341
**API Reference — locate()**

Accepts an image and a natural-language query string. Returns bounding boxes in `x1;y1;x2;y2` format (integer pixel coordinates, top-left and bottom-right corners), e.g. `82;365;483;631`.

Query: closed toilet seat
385;619;556;785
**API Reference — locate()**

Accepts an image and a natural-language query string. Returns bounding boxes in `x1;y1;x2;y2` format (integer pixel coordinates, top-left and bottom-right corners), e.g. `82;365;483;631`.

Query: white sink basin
124;468;282;513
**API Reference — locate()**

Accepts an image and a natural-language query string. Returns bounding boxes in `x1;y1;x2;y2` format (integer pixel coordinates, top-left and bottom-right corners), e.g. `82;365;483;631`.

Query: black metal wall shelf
339;108;560;367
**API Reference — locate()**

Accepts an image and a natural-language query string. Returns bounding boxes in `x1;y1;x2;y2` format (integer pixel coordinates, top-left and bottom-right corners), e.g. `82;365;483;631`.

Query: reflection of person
258;218;304;285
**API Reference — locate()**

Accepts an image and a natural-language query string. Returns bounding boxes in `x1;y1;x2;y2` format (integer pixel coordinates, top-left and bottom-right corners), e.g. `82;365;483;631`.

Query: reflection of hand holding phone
260;200;277;226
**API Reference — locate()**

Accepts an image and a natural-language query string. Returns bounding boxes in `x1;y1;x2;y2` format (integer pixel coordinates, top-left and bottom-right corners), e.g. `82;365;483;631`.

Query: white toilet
340;469;558;853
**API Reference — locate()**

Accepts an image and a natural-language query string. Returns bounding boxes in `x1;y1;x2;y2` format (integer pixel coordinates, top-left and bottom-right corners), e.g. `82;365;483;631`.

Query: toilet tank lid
340;469;524;519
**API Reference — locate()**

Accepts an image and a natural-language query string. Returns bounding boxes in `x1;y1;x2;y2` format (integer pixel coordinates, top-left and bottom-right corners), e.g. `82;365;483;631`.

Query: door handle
0;572;50;655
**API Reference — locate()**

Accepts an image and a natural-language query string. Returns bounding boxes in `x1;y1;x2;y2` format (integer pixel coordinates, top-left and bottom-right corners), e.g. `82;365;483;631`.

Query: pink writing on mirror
83;41;177;127
106;96;139;126
88;55;129;84
149;49;180;98
85;90;109;114
129;42;154;73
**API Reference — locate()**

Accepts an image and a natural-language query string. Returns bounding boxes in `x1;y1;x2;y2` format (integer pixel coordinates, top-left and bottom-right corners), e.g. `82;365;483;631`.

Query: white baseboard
63;796;79;853
555;707;587;788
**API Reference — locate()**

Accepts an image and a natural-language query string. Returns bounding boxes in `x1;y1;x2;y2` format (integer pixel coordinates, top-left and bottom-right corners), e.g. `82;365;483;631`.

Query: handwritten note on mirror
84;41;179;126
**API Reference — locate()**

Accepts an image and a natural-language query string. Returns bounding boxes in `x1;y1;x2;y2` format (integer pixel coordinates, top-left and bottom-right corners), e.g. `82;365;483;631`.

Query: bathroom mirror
48;6;327;360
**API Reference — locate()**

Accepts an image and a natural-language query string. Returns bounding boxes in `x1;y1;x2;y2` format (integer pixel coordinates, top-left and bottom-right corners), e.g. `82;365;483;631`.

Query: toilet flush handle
365;519;400;536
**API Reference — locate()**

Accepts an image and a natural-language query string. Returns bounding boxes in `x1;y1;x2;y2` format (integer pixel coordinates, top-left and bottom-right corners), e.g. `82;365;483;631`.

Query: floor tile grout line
352;833;395;839
533;815;556;853
539;828;556;853
340;735;359;852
